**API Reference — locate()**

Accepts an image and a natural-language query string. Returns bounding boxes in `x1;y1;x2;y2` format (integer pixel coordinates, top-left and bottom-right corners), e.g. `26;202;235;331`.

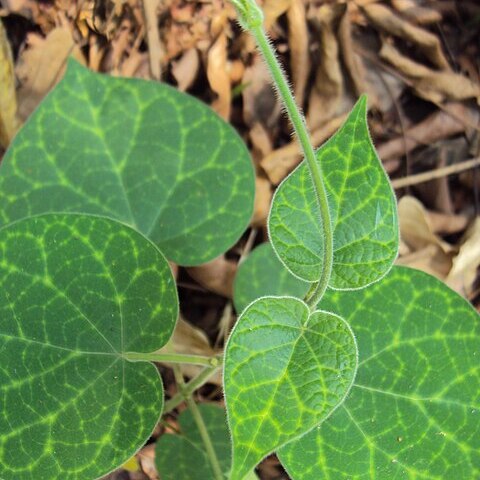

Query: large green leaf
0;60;255;266
224;297;358;480
233;242;311;313
156;404;232;479
0;214;178;480
268;96;398;289
278;266;480;479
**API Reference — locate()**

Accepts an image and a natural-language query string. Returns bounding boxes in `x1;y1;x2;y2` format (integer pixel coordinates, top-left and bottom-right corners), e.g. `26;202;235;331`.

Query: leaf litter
1;0;479;478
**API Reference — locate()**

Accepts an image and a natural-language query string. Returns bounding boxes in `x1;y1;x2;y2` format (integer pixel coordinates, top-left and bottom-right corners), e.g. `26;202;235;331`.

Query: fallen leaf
287;0;309;107
391;0;442;25
263;0;291;30
447;218;480;295
252;175;272;227
143;0;164;80
0;19;18;148
171;48;199;91
362;3;450;70
16;27;85;121
307;4;345;130
186;255;236;298
380;42;480;104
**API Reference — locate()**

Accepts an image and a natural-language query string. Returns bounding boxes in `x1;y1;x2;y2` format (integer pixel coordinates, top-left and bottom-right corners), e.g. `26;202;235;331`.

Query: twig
142;0;163;80
391;157;480;189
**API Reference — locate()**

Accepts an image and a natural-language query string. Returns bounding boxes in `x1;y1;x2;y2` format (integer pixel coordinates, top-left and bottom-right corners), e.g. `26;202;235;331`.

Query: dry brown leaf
396;196;453;278
260;114;346;185
263;0;291;30
287;0;309;107
207;15;230;119
172;48;199;91
377;103;480;161
307;4;345;131
391;0;442;25
137;444;158;480
252;176;273;227
16;27;85;121
0;19;18;148
143;0;164;80
186;255;236;298
362;3;450;70
380;42;480;104
446;218;480;296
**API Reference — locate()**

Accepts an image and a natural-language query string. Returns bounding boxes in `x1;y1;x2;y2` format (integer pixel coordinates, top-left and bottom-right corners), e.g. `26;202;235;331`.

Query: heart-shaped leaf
224;297;358;480
0;214;178;480
278;266;480;479
0;60;255;266
156;404;233;479
268;96;398;289
233;242;311;313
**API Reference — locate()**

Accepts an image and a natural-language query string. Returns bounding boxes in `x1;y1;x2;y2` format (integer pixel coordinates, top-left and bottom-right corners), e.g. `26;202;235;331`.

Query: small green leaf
268;96;398;289
224;297;358;480
156;404;232;479
233;242;311;313
278;266;480;479
0;214;178;480
0;60;255;266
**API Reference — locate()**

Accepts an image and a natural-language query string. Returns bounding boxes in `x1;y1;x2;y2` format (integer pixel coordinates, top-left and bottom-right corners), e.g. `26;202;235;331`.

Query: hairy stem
172;365;224;480
249;25;334;308
124;351;220;366
163;363;222;414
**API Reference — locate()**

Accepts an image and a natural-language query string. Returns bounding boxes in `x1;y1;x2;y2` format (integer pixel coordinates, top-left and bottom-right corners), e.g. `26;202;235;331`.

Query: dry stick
143;0;163;80
391;157;480;189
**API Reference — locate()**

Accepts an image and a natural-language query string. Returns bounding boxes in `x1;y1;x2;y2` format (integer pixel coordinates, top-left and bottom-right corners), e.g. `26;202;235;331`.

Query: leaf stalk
124;351;219;366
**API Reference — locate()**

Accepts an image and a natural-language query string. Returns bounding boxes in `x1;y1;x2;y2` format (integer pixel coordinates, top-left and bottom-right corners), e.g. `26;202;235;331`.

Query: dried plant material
242;55;281;130
252;176;273;227
249;121;273;161
362;3;450;70
396;196;453;278
447;219;480;295
16;27;85;121
287;0;309;107
0;20;18;148
261;114;346;185
380;42;480;104
263;0;291;30
391;0;442;25
377;103;480;161
143;0;164;80
137;444;159;480
307;4;345;131
172;48;199;91
186;255;236;298
207;14;231;119
428;210;469;235
338;5;370;100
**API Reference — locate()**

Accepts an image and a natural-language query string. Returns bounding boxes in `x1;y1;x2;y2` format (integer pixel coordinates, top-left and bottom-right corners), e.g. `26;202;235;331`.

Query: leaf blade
278;266;480;479
268;96;399;288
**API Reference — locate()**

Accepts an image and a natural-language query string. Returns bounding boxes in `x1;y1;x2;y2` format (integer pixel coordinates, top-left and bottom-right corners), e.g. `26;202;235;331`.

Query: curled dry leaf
391;0;442;25
377;103;480;161
143;0;164;80
307;4;345;130
0;19;18;148
447;218;480;296
207;14;231;119
186;255;236;298
396;196;453;279
362;3;450;70
171;48;200;91
287;0;309;107
252;176;273;227
380;42;480;104
263;0;291;30
16;26;85;121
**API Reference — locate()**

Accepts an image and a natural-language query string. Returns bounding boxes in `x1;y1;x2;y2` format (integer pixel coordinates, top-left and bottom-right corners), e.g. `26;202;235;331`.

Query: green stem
124;351;219;366
163;363;222;414
172;365;224;480
250;25;334;308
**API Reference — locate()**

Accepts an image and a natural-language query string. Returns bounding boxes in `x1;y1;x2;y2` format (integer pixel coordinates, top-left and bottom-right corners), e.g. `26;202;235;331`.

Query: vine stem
123;351;220;366
163;362;222;414
172;365;224;480
250;24;334;308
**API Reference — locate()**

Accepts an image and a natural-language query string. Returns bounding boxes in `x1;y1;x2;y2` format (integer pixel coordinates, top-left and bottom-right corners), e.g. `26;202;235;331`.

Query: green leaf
156;404;232;479
268;96;398;288
224;297;358;480
278;266;480;479
0;60;255;266
233;242;311;313
0;213;178;480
